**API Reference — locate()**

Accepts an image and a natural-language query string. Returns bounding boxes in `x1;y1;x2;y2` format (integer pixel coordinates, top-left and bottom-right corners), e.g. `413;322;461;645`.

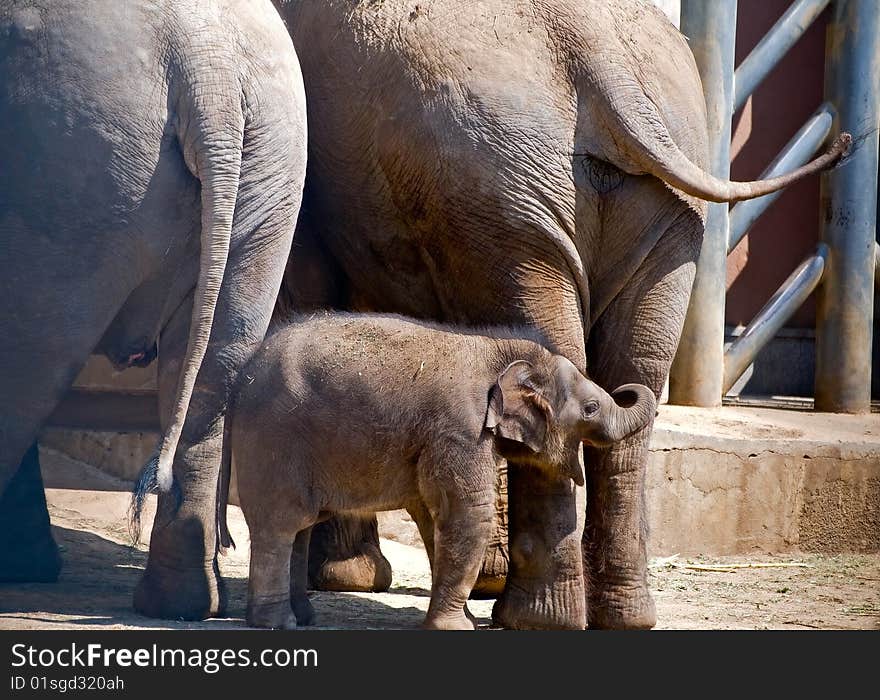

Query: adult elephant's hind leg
133;289;227;621
0;444;61;582
134;152;302;620
583;209;700;629
307;514;392;593
135;222;298;619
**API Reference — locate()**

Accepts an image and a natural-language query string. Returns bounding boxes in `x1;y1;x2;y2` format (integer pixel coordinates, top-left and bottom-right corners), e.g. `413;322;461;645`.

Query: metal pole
728;102;835;252
669;0;737;407
815;0;879;413
723;245;827;394
734;0;832;113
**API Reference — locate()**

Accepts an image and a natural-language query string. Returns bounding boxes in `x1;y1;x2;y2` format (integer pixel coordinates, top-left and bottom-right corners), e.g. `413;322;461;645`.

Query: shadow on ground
0;526;449;630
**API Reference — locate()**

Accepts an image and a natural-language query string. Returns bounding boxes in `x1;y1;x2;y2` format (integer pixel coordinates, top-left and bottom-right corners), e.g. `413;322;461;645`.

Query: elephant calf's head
485;357;657;486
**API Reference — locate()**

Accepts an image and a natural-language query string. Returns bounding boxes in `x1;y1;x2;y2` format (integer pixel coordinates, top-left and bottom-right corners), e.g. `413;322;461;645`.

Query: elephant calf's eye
583;401;599;417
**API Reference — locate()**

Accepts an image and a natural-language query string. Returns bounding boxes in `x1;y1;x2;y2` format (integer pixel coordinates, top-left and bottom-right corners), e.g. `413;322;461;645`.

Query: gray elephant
0;0;307;620
272;0;848;629
219;313;657;629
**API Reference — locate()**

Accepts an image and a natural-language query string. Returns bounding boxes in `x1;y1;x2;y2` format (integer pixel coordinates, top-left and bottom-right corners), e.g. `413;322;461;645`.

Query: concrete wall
44;404;880;556
647;407;879;554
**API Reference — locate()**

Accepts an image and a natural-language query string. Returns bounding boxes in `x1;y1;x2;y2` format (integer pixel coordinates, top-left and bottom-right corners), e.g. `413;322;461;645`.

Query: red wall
727;1;830;329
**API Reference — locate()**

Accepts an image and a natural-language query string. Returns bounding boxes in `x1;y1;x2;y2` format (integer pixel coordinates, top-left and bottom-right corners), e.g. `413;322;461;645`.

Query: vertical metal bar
734;0;832;113
815;0;879;413
669;0;737;407
723;245;828;394
728;103;834;253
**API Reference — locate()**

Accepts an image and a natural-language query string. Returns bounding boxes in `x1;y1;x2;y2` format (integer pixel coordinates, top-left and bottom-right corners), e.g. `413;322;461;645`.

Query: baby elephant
219;313;656;630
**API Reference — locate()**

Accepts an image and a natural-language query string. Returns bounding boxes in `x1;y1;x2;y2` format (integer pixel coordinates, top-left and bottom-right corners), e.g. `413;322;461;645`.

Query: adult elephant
274;0;847;629
0;0;307;620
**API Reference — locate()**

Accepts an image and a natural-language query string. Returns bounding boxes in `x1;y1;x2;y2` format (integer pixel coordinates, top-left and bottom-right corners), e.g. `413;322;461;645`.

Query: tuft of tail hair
128;451;181;545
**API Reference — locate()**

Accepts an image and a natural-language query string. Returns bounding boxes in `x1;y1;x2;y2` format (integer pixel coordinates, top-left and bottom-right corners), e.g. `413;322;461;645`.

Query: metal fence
669;0;879;413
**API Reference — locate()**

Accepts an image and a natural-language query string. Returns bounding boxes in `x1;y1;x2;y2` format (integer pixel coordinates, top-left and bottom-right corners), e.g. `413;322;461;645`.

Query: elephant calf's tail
217;401;236;553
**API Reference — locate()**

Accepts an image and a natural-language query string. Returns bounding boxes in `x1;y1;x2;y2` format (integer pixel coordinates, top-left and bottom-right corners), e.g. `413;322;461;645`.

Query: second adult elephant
274;0;848;629
0;0;307;621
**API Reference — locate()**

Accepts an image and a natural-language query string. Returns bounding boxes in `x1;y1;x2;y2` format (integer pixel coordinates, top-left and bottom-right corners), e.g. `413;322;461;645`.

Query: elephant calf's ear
484;360;550;454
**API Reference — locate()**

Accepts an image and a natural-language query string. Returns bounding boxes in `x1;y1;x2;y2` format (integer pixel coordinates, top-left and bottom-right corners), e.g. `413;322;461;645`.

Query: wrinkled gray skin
220;313;657;630
0;0;307;620
273;0;847;629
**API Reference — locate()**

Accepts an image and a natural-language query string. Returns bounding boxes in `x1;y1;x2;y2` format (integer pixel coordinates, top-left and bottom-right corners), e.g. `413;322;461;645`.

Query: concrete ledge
39;405;880;555
648;406;879;555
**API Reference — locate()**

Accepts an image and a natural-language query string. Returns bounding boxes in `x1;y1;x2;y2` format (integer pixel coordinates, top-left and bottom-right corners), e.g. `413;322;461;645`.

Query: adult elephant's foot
0;443;62;583
492;464;586;629
588;580;656;630
308;514;392;592
0;535;61;583
133;559;225;621
133;511;225;620
492;575;585;630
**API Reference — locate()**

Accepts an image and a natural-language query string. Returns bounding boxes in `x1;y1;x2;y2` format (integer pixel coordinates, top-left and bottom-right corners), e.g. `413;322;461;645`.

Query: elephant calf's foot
492;577;586;630
309;544;392;593
422;610;475;631
588;582;656;630
292;595;316;626
247;600;298;630
470;542;508;599
134;559;225;621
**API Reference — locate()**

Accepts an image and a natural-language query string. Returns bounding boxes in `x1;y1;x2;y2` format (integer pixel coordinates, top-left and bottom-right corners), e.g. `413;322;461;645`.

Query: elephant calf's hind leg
247;533;298;630
290;527;315;626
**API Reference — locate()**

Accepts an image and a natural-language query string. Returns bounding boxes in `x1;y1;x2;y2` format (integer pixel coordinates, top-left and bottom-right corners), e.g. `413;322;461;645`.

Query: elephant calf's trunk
602;384;657;444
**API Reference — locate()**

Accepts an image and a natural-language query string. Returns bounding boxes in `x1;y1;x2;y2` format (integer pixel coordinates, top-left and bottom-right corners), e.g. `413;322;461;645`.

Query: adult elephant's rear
0;0;307;620
276;0;846;629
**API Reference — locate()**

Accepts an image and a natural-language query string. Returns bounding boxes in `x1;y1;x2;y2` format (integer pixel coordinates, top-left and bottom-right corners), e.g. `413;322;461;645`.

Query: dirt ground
1;448;877;631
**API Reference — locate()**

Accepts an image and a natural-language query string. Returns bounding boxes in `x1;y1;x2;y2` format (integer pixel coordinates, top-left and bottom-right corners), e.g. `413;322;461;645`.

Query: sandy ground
0;449;877;631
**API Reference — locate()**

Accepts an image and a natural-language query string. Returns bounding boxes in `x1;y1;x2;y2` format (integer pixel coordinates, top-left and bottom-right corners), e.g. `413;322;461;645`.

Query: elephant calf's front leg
423;496;494;631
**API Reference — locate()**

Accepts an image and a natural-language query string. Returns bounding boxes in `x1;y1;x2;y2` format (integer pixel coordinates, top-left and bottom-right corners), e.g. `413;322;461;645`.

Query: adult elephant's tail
583;8;850;204
604;79;851;203
130;45;245;539
153;111;243;492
